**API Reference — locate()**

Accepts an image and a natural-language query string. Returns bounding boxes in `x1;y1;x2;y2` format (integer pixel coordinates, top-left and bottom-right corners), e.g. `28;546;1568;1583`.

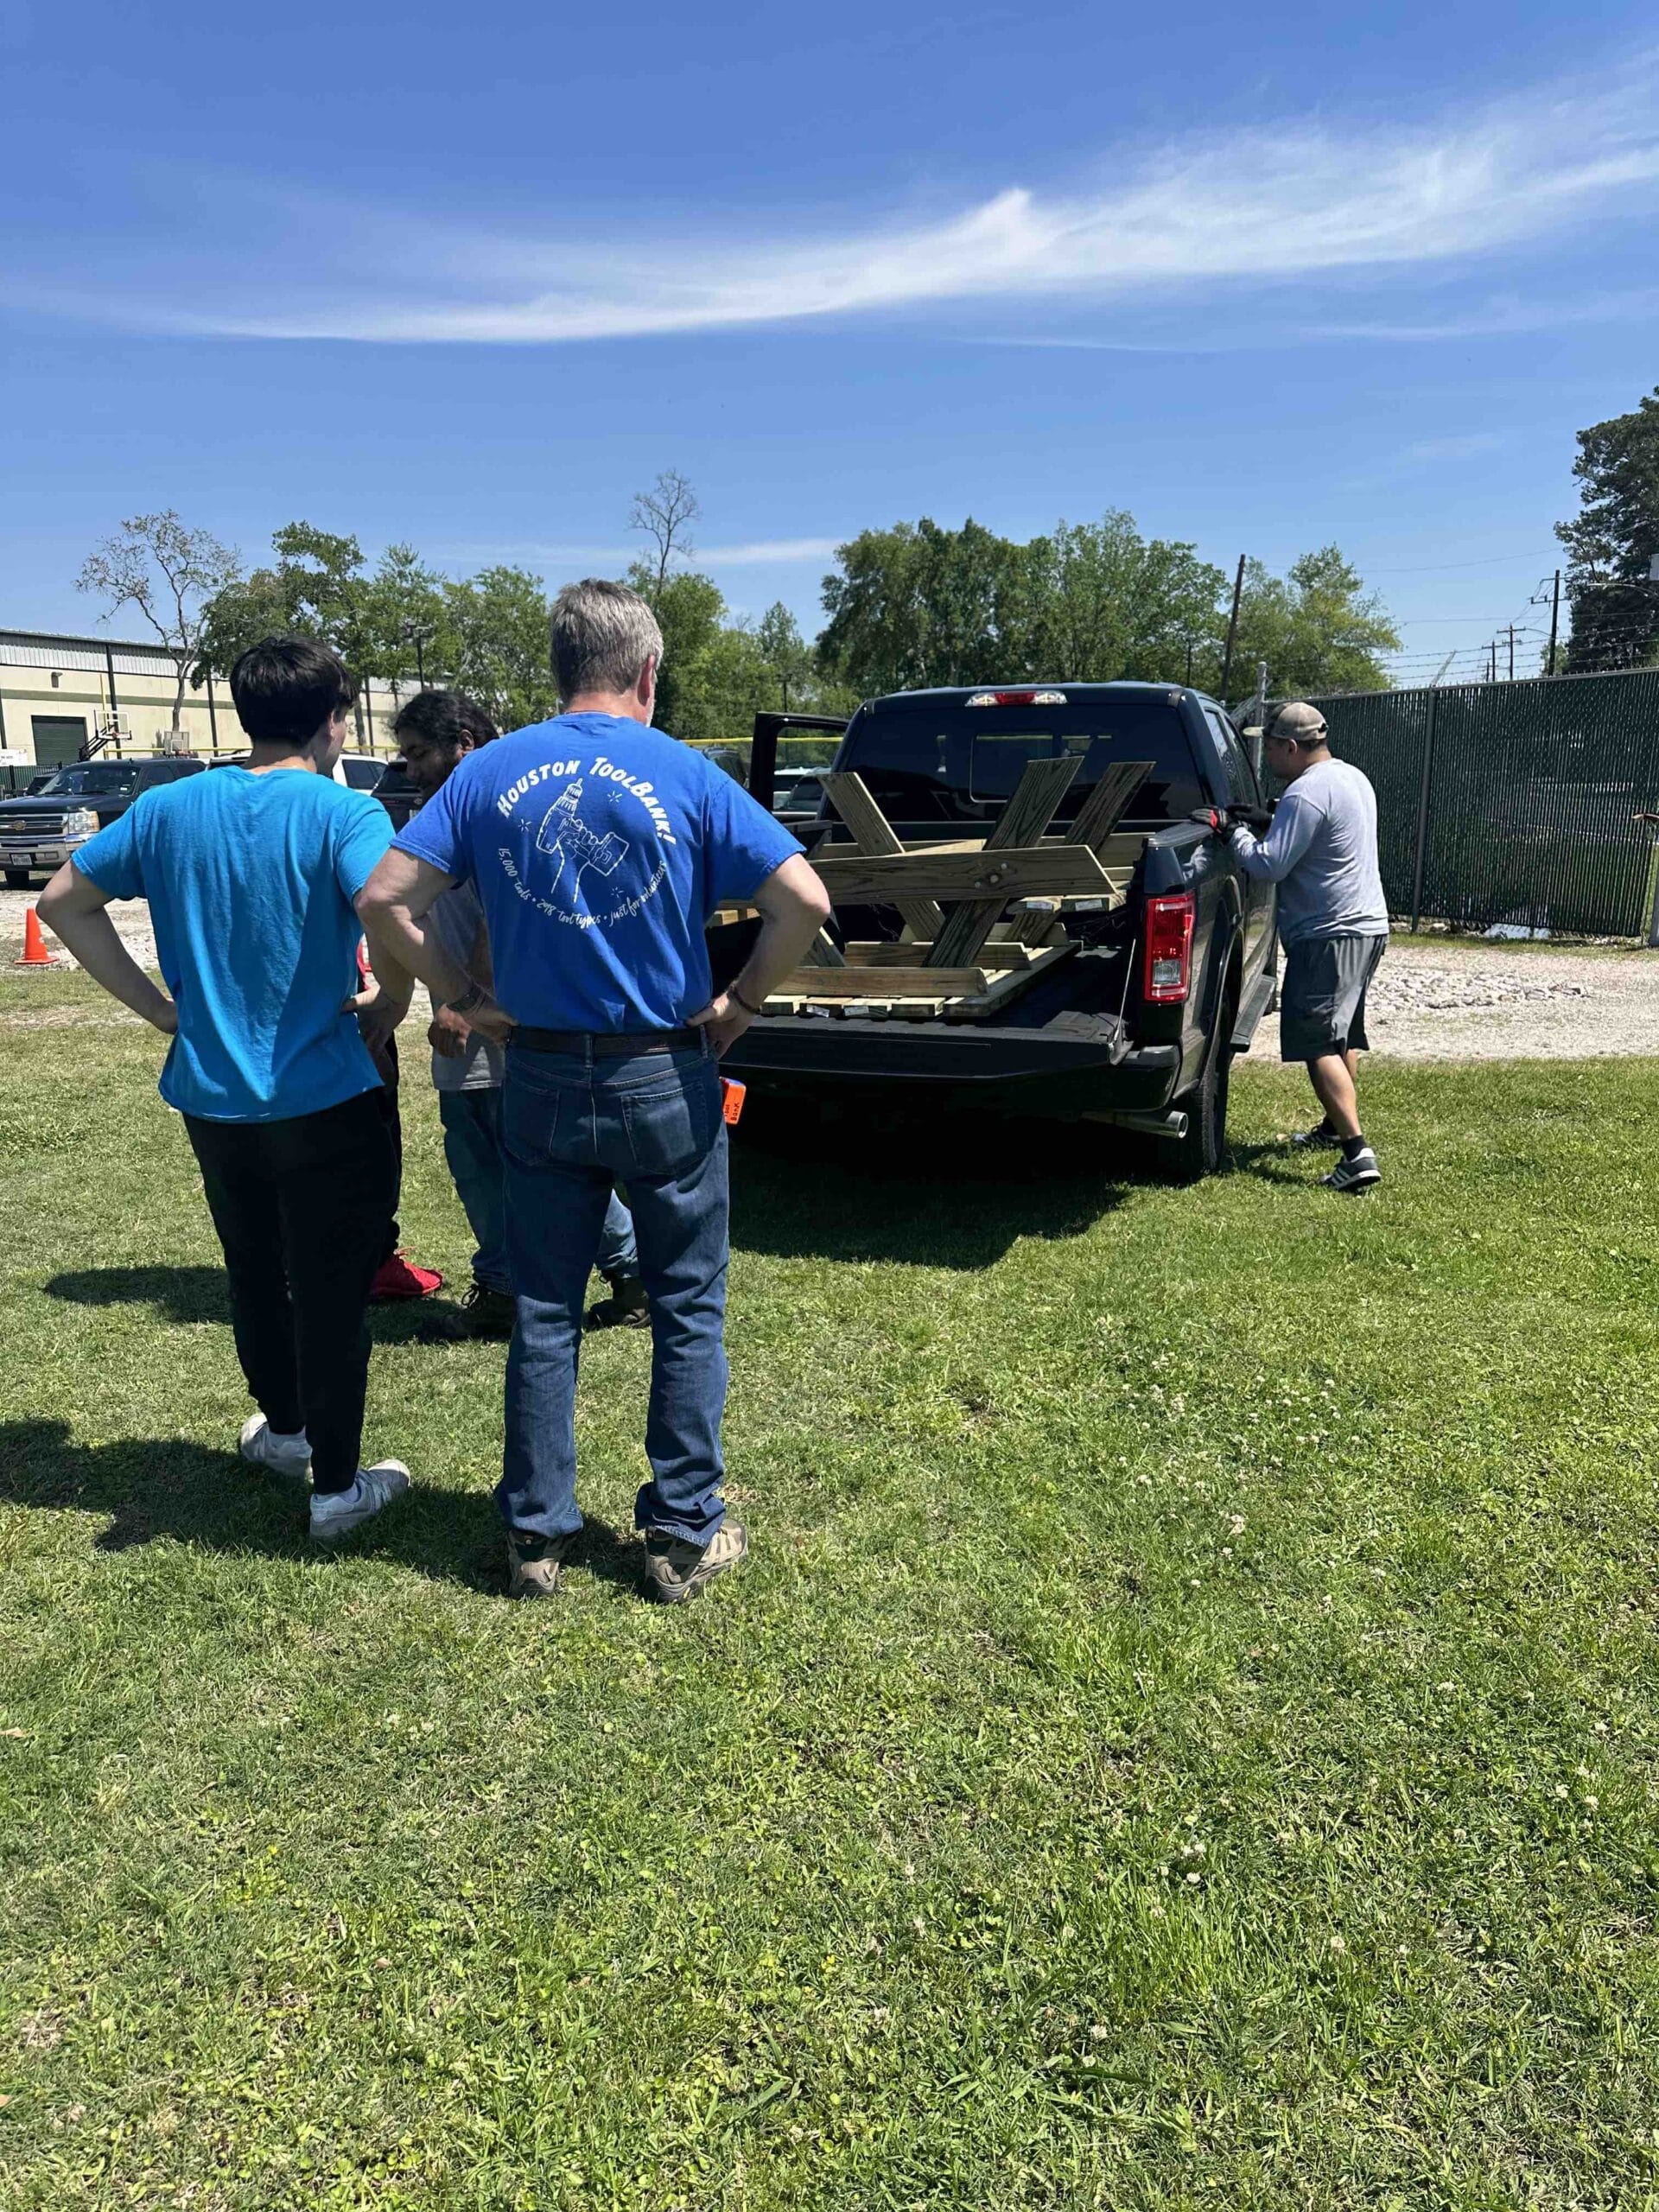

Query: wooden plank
1065;759;1152;854
810;842;1113;906
802;928;847;968
769;963;988;1001
821;771;945;939
842;939;1033;969
1006;897;1064;947
942;938;1077;1020
927;755;1083;969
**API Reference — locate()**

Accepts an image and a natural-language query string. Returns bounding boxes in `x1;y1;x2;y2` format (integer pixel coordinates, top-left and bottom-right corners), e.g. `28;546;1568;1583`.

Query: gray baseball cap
1267;701;1328;742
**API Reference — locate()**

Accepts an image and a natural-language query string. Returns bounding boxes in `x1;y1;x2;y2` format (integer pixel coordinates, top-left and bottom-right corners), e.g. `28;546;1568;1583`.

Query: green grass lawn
3;969;1659;2209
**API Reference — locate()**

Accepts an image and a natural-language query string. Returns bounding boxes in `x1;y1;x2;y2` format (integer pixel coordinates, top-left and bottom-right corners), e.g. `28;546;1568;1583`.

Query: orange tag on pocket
721;1078;747;1126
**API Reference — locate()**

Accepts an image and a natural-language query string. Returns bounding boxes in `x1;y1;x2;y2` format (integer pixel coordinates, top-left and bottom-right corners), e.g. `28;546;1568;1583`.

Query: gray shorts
1280;933;1386;1063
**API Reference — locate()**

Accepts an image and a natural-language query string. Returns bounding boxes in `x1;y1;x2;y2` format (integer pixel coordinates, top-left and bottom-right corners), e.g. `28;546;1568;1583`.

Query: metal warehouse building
0;628;404;772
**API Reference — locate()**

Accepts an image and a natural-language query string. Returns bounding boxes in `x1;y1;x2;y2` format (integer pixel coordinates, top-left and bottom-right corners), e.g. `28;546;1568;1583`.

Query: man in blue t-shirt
360;578;831;1604
39;637;416;1543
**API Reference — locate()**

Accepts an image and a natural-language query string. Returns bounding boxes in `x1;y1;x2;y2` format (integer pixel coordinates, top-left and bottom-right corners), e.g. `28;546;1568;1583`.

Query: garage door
31;715;87;768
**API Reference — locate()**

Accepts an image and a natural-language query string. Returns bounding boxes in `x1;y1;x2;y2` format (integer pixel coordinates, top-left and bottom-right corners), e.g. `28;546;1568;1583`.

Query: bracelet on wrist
730;982;765;1017
446;982;487;1017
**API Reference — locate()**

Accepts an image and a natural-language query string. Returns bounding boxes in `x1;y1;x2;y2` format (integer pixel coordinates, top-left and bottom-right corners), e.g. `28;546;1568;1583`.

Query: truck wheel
3;870;29;889
1155;1002;1234;1182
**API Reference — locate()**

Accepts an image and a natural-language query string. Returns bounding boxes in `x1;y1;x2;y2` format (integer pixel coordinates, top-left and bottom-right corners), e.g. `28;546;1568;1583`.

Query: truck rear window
835;696;1205;825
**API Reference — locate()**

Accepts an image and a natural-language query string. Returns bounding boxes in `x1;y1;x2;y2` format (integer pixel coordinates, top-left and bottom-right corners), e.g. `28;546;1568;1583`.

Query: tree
438;566;556;731
627;559;724;738
194;564;290;688
818;518;1034;693
755;601;816;709
1557;386;1659;671
820;516;1395;700
629;469;702;595
362;543;448;692
1026;513;1227;683
1224;547;1399;700
270;524;373;672
196;522;376;737
77;511;241;730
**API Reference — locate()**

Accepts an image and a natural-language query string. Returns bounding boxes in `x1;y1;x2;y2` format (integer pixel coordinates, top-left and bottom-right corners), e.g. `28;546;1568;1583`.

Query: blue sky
3;0;1656;683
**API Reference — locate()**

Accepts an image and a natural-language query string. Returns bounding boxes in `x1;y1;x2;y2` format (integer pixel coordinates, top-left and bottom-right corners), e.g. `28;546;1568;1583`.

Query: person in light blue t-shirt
360;578;831;1605
39;637;417;1544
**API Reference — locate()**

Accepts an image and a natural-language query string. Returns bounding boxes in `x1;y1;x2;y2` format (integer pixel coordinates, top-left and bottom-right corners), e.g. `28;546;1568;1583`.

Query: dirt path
7;889;1659;1060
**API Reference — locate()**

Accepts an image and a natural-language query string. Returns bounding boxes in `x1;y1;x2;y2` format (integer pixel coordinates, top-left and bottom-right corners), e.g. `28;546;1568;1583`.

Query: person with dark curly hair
393;688;645;1341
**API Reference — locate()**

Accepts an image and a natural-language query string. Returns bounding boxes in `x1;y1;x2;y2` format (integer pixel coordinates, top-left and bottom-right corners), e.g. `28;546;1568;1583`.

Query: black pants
185;1090;397;1493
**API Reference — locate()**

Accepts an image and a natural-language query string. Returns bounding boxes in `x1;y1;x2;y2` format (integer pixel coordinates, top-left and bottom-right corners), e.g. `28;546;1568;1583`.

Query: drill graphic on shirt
535;780;628;910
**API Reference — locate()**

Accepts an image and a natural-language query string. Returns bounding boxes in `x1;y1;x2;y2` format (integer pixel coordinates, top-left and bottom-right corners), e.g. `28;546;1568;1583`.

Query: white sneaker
239;1414;312;1484
308;1461;410;1543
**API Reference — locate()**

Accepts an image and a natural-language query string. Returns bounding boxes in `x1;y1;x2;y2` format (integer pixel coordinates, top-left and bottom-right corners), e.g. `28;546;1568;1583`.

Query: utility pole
1219;554;1246;702
1547;570;1560;675
1507;625;1516;682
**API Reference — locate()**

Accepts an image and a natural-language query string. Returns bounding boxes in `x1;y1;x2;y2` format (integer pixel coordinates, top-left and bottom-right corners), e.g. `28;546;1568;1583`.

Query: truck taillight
1143;892;1195;1003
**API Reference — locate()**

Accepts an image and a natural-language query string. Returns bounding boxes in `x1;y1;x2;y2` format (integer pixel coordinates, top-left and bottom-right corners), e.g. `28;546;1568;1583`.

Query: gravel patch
2;884;157;970
1363;944;1659;1060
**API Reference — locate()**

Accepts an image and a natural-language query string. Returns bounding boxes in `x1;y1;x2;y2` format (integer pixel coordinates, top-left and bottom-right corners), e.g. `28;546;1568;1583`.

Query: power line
1363;547;1561;575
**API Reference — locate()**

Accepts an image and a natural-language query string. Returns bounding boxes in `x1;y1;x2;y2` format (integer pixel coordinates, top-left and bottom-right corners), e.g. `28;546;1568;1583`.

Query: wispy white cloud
40;60;1659;345
972;286;1659;348
426;537;841;569
697;537;841;565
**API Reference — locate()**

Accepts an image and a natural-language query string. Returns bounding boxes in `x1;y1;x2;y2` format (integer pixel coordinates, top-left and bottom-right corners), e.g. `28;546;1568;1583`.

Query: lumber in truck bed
709;755;1151;1027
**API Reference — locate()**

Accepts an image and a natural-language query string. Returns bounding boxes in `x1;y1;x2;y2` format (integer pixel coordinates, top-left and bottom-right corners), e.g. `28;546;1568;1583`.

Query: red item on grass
372;1251;444;1301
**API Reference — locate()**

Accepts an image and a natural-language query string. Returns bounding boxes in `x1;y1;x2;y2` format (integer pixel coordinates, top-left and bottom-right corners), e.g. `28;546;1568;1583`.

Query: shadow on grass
730;1107;1137;1268
1224;1139;1323;1188
41;1268;461;1347
0;1417;648;1599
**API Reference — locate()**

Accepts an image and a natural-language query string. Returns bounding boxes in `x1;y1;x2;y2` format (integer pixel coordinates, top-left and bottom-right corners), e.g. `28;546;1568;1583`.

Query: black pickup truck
713;683;1278;1178
0;755;206;887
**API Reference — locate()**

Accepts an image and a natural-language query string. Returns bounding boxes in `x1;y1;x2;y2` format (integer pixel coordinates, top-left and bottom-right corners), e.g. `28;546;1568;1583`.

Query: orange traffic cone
17;906;59;967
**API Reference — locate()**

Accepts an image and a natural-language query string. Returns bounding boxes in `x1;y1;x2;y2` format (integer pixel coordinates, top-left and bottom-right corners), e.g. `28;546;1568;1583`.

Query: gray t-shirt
429;880;505;1093
1231;757;1388;946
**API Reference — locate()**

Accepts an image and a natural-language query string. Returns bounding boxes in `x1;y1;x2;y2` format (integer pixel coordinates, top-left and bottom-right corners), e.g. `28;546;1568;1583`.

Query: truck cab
0;755;206;887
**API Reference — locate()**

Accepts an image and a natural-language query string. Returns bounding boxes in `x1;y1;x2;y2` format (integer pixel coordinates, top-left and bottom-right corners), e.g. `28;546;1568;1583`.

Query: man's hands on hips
459;996;516;1046
345;980;406;1081
428;1002;472;1060
688;993;752;1058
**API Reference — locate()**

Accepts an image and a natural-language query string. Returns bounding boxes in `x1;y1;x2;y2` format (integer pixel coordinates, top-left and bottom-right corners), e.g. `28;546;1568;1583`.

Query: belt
508;1025;703;1057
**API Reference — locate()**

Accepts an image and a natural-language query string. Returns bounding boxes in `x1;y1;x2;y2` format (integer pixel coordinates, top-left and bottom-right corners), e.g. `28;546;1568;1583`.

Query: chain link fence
1308;668;1659;938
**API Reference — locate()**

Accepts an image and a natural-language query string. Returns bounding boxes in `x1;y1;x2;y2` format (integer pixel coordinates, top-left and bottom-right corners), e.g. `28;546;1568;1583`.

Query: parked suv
0;756;206;887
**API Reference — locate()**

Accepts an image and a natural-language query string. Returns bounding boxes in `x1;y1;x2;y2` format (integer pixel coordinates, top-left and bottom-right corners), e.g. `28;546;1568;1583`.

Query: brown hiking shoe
586;1274;650;1331
642;1521;748;1605
506;1529;578;1600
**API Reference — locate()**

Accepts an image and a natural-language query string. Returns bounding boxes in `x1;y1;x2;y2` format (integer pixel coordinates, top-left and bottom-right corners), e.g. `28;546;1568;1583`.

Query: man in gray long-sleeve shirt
1230;702;1387;1192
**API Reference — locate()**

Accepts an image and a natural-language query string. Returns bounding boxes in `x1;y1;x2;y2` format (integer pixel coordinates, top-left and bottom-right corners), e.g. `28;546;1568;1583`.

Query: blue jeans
439;1087;638;1295
499;1039;728;1546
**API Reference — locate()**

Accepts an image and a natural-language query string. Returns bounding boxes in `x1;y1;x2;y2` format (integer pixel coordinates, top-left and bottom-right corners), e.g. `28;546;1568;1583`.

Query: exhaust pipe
1083;1107;1189;1140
